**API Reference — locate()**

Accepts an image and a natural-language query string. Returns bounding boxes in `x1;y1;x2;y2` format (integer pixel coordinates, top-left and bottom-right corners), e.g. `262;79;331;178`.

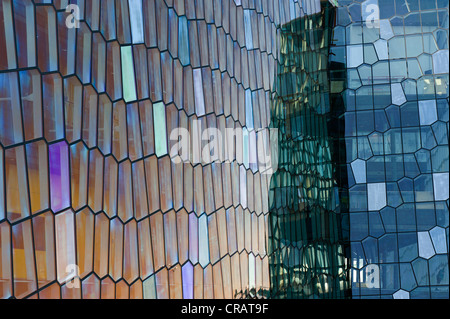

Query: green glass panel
153;102;167;157
121;45;137;103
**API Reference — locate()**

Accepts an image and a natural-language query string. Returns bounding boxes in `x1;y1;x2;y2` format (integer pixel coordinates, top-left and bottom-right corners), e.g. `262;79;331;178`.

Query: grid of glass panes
268;2;351;299
330;0;449;299
0;0;309;299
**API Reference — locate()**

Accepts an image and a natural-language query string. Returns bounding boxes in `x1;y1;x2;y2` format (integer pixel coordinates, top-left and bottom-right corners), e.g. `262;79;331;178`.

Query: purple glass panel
49;141;70;212
181;262;194;299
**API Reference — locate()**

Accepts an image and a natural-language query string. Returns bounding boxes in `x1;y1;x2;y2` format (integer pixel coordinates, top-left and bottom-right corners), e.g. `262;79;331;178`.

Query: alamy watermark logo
169;122;278;175
65;4;81;29
352;264;380;289
65;264;81;289
363;1;380;29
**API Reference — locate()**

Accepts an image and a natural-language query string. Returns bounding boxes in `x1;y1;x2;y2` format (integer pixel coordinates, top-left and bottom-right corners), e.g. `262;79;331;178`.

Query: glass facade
0;0;448;299
268;2;350;299
331;0;449;299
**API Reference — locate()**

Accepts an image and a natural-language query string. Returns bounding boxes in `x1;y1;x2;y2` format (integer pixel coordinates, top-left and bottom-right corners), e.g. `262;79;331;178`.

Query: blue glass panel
398;232;418;262
416;202;437;231
396;203;416;232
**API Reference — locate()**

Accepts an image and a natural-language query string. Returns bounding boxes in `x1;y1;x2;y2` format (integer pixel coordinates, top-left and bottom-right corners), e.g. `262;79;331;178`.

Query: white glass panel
433;173;449;201
374;39;388;60
351;159;367;184
391;83;406;106
128;0;144;44
418;100;438;125
248;253;255;291
418;231;435;259
429;227;447;254
347;45;364;68
393;289;410;299
198;215;209;268
432;50;449;74
244;10;253;50
379;19;394;40
367;183;386;211
193;69;205;116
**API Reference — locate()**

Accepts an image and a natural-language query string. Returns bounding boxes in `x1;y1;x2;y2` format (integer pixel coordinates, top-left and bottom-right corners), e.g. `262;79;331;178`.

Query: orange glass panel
158;156;173;213
240;253;249;295
255;256;263;298
133;45;149;100
123;220;139;284
211;163;224;210
235;206;245;253
92;32;106;92
183;163;193;212
36;5;57;72
194;165;204;216
88;149;104;213
208;214;220;264
55;209;76;284
212;261;224;299
98;94;112;155
231;253;241;298
70;142;88;211
64;76;83;143
61;282;81;299
101;277;115;299
127;103;143;161
12;219;36;298
94;213;109;278
20;70;42;141
188;213;198;264
0;222;12;298
42;73;64;142
216;208;228;258
193;264;203;299
203;165;214;215
118;160;133;222
150;212;165;272
116;280;129;299
221;256;233;299
139;100;155;157
26;141;49;214
203;265;214;299
82;85;98;148
130;279;143;299
103;155;118;218
106;41;122;100
144;156;160;214
76;208;94;278
226;207;237;255
39;282;60;299
109;218;123;281
82;274;100;299
112;101;128;161
168;266;182;299
251;212;259;255
176;209;189;264
132;160;148;220
137;218;154;279
5;146;30;223
164;210;178;268
33;211;55;287
155;268;169;299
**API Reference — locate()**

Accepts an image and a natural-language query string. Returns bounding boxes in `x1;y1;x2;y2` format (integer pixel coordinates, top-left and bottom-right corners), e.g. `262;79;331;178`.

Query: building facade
0;0;448;299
